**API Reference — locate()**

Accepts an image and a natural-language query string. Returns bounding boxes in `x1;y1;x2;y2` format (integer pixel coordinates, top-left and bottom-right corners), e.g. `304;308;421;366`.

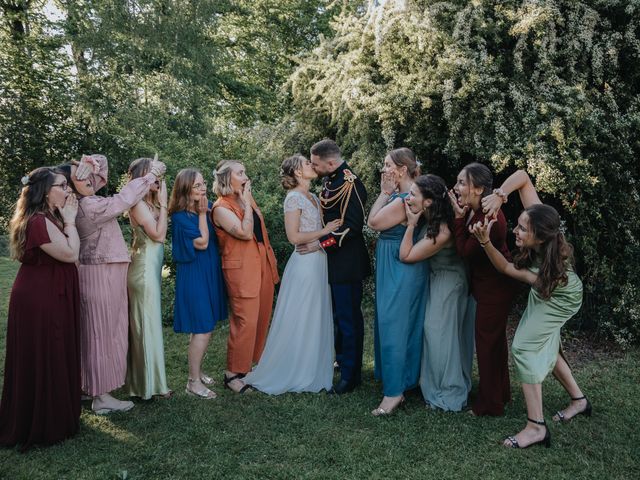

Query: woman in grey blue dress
400;175;475;411
367;148;429;416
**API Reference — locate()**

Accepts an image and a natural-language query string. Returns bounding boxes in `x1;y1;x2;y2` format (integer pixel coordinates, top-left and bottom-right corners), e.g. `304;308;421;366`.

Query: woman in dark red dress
449;163;516;416
0;167;81;451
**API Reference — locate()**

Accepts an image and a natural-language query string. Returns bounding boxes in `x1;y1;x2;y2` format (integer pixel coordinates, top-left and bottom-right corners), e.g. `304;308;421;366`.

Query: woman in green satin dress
124;158;172;399
473;170;590;449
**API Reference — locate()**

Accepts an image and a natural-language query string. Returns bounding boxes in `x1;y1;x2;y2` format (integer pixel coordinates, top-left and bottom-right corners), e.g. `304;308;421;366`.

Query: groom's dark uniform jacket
320;162;371;283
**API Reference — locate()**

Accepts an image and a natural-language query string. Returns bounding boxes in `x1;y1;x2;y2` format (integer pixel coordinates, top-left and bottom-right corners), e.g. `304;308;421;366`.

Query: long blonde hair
168;168;199;215
9;167;59;260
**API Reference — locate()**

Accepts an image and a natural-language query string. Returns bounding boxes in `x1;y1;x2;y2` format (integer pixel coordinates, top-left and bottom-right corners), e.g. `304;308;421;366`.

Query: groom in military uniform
305;139;371;394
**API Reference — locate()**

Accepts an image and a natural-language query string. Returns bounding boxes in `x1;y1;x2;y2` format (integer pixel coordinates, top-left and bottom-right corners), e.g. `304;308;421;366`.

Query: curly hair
513;204;574;299
414;174;454;244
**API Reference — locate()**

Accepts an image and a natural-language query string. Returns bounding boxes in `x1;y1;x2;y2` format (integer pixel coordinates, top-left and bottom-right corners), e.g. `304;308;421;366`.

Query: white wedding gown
244;191;334;394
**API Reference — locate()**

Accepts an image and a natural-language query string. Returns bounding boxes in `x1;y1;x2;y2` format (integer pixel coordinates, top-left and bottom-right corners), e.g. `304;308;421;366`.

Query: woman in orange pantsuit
212;160;279;393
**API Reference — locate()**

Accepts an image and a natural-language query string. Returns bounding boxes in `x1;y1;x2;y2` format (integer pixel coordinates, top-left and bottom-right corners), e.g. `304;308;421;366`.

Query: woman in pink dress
59;154;165;414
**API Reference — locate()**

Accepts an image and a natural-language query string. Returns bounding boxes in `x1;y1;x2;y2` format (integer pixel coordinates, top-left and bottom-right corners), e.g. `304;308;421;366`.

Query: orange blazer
212;196;279;298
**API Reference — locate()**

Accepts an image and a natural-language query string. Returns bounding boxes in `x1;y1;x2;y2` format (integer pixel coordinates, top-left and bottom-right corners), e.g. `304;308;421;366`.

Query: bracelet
381;191;392;196
149;167;164;178
493;188;508;203
64;223;76;227
479;240;489;247
159;204;167;209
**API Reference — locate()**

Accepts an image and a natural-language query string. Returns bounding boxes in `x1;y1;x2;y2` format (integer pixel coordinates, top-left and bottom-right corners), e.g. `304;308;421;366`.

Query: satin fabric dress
125;222;170;399
373;193;430;397
512;266;583;384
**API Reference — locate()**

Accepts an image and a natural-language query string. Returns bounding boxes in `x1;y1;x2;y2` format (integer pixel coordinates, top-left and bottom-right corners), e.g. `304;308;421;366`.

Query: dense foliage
1;0;639;343
285;0;640;344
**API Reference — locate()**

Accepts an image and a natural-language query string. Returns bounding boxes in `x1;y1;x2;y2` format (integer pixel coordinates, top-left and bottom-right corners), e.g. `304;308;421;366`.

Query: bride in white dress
244;154;341;394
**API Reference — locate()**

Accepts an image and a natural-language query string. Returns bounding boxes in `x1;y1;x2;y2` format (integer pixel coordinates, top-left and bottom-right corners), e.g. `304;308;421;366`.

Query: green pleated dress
125;224;170;399
512;266;583;384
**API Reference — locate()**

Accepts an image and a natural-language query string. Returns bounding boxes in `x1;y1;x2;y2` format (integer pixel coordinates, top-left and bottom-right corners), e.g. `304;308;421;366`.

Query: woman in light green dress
400;174;474;412
473;170;591;450
125;158;171;399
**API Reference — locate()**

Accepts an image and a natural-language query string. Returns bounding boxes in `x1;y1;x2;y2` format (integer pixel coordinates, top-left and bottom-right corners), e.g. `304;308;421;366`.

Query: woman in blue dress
367;148;429;416
399;175;475;411
169;168;227;400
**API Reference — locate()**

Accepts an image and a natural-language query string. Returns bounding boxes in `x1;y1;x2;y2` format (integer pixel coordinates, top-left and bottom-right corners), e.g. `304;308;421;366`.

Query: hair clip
21;175;29;186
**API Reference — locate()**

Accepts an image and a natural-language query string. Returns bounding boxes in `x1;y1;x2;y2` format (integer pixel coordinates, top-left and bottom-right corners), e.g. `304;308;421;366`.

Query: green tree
288;0;640;343
0;1;84;228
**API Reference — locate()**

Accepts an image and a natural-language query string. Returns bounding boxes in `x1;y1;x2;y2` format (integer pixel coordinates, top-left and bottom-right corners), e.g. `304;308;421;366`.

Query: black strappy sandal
504;418;551;449
223;373;254;394
554;395;592;422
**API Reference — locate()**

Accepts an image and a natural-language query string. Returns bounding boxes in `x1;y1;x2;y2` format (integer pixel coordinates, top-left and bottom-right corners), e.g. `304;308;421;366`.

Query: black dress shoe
333;379;357;395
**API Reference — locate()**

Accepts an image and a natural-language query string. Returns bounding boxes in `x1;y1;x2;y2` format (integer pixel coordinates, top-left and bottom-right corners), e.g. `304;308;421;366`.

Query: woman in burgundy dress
0;167;81;451
449;163;516;416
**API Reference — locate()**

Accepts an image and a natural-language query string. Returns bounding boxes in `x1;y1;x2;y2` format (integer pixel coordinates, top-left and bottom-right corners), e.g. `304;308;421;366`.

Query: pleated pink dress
75;155;156;396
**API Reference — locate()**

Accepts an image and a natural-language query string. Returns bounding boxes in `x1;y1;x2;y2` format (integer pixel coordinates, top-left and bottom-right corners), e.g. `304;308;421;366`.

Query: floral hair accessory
21;175;29;186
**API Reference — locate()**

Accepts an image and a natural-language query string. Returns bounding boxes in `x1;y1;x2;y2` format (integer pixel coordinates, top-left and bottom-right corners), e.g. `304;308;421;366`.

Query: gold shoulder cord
320;170;366;228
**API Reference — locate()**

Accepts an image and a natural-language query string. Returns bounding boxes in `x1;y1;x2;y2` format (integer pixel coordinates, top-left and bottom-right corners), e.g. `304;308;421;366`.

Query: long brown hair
9;167;60;260
128;157;158;206
414;174;453;244
513;204;574;299
168;168;199;215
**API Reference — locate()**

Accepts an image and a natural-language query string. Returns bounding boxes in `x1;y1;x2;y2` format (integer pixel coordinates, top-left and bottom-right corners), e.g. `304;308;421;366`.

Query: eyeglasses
51;182;69;191
192;182;207;190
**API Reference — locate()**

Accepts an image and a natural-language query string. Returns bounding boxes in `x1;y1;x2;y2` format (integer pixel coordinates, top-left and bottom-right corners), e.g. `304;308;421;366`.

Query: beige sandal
185;379;217;400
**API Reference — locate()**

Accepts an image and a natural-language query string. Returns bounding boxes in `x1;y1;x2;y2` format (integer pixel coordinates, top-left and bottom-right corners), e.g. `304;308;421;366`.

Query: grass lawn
0;257;639;479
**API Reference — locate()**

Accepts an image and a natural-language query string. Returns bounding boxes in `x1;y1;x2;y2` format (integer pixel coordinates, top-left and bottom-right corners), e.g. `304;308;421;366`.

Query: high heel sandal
371;397;405;417
553;395;592;422
504;418;551;449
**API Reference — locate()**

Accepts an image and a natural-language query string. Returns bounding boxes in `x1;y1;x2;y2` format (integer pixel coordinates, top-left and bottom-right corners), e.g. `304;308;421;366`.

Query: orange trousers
226;243;274;373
